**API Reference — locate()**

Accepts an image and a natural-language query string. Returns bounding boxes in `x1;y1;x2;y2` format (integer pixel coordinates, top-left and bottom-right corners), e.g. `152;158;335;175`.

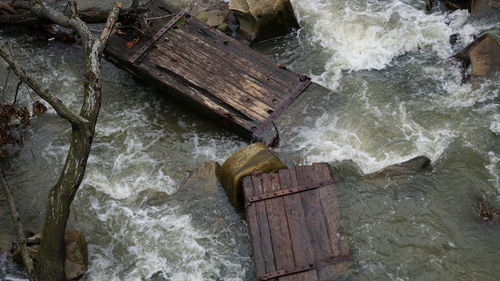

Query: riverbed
1;0;499;280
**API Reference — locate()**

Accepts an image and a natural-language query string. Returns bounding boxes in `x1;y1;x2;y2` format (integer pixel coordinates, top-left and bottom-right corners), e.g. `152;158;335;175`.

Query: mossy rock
219;143;285;208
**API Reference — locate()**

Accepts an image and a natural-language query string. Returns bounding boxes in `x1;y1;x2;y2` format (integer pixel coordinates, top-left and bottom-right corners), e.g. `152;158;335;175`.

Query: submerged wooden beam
242;163;353;280
104;0;310;137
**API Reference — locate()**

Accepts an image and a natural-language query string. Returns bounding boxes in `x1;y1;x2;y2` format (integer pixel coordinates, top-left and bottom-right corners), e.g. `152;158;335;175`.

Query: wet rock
449;33;460;45
363;156;431;183
137;189;169;206
196;7;228;27
440;0;499;15
454;33;500;81
174;0;234;34
64;230;89;280
229;0;300;42
173;161;221;202
471;0;500;16
219;143;285;208
441;0;471;10
13;230;88;280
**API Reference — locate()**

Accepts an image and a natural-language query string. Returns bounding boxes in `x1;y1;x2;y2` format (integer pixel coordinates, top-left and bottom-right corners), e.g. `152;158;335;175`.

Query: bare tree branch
0;2;19;14
13;0;92;47
0;168;37;281
1;1;121;279
0;44;89;127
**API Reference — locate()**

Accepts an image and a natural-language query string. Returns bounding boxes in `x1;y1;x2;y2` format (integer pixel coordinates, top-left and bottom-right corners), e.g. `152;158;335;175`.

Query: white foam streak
291;104;456;174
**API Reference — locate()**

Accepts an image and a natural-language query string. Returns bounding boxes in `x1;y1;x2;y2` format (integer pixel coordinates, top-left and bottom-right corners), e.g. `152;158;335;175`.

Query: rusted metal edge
246;178;335;206
129;10;187;64
259;255;353;280
252;76;312;137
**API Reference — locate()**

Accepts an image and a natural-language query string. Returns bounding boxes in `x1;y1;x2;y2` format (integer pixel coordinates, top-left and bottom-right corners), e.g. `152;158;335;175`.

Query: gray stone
173;161;221;202
363;156;431;184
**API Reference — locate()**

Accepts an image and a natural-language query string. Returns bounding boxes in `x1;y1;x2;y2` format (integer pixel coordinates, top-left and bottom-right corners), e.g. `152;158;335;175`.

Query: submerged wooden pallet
104;0;311;137
242;163;353;281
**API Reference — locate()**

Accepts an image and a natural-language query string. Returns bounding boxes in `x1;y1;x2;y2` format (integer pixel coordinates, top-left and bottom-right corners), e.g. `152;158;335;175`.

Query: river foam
291;0;476;88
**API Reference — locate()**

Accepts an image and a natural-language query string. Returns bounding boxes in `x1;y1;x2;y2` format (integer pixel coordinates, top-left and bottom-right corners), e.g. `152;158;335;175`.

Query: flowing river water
1;0;499;280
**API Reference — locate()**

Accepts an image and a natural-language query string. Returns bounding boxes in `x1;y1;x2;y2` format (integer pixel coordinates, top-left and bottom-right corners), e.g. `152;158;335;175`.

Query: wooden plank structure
104;0;311;137
242;163;353;281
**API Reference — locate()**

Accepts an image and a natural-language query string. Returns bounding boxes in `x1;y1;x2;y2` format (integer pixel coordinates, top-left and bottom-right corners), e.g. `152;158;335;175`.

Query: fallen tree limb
0;1;141;26
0;168;37;281
0;0;122;280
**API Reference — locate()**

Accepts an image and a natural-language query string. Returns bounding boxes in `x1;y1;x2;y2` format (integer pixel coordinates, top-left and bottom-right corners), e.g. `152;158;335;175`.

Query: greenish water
1;0;499;280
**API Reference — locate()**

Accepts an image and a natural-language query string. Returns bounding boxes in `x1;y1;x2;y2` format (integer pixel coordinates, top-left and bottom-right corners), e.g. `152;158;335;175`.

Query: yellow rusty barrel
219;143;285;208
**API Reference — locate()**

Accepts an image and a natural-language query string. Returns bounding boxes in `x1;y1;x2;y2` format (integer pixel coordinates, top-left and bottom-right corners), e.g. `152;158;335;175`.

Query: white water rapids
1;0;499;280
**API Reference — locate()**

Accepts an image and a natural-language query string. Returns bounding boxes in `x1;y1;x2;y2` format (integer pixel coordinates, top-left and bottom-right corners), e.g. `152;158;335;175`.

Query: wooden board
104;0;311;137
242;163;353;281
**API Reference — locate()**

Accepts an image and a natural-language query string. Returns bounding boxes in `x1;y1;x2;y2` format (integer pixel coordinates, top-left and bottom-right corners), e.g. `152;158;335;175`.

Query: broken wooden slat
278;169;318;281
251;174;276;275
104;0;311;137
243;164;353;281
294;166;333;262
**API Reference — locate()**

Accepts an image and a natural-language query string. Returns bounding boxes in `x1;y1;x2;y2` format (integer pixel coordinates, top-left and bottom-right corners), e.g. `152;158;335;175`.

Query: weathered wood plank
278;169;319;281
251;174;276;276
157;30;290;106
243;176;266;278
294;166;333;262
147;48;270;121
261;173;295;280
312;163;350;256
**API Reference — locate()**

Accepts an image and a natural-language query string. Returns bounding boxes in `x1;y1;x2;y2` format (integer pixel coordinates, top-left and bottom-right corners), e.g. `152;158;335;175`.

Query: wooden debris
242;163;353;280
104;0;311;138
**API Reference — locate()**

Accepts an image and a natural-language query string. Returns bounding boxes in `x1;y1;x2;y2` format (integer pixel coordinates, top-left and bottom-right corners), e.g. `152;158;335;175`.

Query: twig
2;66;11;99
0;2;20;15
0;168;37;281
0;44;89;127
13;80;22;104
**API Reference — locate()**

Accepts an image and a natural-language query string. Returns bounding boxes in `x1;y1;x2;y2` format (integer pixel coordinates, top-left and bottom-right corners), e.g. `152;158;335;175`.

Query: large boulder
219;143;285;208
454;33;500;81
363;156;431;184
229;0;300;42
13;230;88;280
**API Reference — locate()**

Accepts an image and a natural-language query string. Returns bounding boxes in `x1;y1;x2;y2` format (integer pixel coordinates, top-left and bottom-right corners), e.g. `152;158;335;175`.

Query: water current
1;0;499;280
